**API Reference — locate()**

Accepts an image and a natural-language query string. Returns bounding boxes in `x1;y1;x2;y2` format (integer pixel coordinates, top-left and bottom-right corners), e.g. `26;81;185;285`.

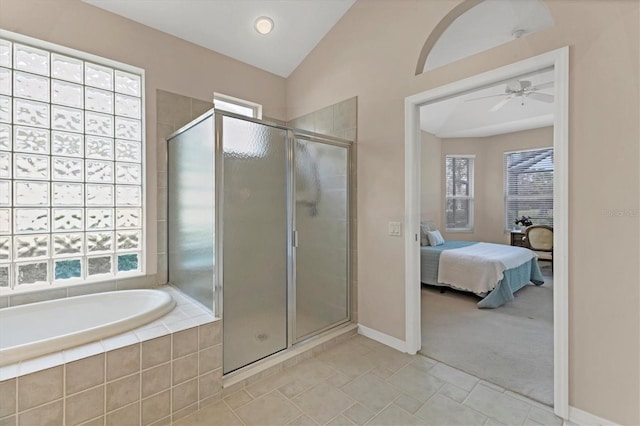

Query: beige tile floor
175;335;563;426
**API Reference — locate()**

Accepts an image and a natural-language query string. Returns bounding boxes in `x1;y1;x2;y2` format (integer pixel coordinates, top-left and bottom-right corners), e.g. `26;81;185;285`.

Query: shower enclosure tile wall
158;94;358;293
167;105;355;375
294;139;349;340
288;97;358;323
219;116;289;373
156;90;214;287
156;89;282;289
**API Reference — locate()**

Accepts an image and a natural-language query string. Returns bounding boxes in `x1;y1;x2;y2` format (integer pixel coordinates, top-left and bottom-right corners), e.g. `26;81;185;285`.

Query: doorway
404;48;569;418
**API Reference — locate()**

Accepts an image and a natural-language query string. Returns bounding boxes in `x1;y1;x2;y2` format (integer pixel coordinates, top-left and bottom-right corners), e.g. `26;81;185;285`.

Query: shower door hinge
293;230;299;247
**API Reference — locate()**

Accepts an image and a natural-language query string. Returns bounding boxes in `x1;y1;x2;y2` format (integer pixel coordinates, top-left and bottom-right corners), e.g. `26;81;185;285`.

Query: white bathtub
0;289;176;366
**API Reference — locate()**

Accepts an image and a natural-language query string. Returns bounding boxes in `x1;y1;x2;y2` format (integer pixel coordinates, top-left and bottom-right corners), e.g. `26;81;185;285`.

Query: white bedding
438;242;536;294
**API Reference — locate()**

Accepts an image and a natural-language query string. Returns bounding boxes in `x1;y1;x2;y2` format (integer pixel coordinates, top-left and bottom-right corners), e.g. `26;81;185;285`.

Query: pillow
427;230;445;246
420;220;437;246
420;224;431;246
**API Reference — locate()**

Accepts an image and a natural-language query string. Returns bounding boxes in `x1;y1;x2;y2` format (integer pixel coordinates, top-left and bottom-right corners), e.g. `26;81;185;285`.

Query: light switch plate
388;221;402;236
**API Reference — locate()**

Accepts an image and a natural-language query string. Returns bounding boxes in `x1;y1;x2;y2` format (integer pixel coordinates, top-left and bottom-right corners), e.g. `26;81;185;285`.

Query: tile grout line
287;381;358;426
103;350;107;426
14;371;19;422
273;388;310;424
222;397;247;426
362;399;401;426
169;328;174;423
437;389;492;423
137;341;142;426
62;361;66;426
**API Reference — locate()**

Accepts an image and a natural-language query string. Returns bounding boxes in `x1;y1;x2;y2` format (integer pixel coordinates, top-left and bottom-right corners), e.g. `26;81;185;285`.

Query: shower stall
167;110;351;375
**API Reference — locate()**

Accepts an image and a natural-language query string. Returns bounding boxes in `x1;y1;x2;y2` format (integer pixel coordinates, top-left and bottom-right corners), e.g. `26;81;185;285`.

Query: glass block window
0;33;144;293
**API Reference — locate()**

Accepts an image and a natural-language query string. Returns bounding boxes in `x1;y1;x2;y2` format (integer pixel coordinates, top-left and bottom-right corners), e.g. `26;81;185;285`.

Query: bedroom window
504;148;554;231
445;155;474;231
0;31;145;293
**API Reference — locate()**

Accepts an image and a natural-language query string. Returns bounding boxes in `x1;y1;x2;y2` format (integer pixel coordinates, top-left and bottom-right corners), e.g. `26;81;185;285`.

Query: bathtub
0;289;176;366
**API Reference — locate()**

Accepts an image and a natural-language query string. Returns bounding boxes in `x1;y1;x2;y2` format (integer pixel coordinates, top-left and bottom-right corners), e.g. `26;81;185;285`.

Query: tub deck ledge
0;285;218;381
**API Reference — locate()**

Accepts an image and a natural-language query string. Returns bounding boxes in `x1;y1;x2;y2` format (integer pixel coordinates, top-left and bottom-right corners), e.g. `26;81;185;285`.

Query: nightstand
510;231;528;248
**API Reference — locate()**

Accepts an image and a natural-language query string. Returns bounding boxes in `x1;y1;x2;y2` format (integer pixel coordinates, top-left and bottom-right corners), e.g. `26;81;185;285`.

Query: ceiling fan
466;79;554;112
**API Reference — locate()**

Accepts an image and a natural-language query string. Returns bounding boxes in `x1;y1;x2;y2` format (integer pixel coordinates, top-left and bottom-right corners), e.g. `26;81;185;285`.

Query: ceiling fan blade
532;81;554;90
527;92;554;103
489;97;512;112
464;93;507;102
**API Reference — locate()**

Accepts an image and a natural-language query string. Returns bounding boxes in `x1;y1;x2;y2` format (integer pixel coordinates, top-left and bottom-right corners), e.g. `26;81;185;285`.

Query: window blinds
504;148;554;230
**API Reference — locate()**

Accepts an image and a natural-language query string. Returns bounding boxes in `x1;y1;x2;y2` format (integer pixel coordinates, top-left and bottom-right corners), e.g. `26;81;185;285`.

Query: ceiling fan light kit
467;79;555;112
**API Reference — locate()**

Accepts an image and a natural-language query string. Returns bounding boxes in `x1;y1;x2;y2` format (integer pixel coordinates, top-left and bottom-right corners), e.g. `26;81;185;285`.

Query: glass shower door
220;114;289;374
294;138;350;341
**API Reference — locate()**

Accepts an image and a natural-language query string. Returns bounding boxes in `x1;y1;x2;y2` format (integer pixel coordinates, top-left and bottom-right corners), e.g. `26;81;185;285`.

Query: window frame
444;154;474;232
213;92;262;119
503;147;554;232
0;29;146;294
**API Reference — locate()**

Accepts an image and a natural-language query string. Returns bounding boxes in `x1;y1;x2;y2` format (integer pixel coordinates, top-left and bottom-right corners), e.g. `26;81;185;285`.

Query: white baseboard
357;324;408;353
567;406;618;426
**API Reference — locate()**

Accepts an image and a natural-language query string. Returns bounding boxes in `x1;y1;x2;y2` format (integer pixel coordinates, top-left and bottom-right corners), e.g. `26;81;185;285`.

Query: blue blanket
420;241;545;308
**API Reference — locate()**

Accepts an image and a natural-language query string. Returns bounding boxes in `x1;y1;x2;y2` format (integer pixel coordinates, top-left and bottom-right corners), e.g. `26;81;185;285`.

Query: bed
420;240;545;308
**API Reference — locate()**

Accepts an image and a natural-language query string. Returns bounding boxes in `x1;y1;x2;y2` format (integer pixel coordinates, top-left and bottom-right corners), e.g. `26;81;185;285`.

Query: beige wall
0;0;286;289
436;127;553;244
286;1;639;423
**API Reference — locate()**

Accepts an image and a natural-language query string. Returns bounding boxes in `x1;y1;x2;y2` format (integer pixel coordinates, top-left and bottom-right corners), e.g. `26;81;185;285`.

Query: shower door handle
293;230;299;248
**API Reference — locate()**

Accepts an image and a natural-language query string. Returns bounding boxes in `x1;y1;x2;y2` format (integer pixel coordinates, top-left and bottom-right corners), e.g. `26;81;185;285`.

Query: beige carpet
420;264;553;406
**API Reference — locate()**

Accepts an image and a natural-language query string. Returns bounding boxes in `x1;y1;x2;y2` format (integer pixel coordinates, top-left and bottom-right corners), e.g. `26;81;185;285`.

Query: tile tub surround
0;287;221;426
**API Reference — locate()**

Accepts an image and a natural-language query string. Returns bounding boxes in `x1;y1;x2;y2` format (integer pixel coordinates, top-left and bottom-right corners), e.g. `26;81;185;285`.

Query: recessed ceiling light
255;17;274;35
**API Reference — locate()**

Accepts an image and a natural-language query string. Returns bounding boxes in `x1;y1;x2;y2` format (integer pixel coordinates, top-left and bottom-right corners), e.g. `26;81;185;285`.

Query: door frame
403;47;569;418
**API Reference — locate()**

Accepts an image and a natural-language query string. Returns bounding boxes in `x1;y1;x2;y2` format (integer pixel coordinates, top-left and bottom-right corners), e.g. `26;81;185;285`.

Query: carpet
420;264;553;406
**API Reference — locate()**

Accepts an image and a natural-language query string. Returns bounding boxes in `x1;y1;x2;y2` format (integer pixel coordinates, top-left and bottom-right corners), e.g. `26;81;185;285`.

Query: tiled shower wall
155;90;214;286
156;92;358;307
288;97;358;322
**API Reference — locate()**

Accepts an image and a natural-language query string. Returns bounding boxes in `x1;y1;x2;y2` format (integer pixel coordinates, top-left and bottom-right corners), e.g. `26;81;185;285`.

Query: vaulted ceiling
84;0;555;137
83;0;356;78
